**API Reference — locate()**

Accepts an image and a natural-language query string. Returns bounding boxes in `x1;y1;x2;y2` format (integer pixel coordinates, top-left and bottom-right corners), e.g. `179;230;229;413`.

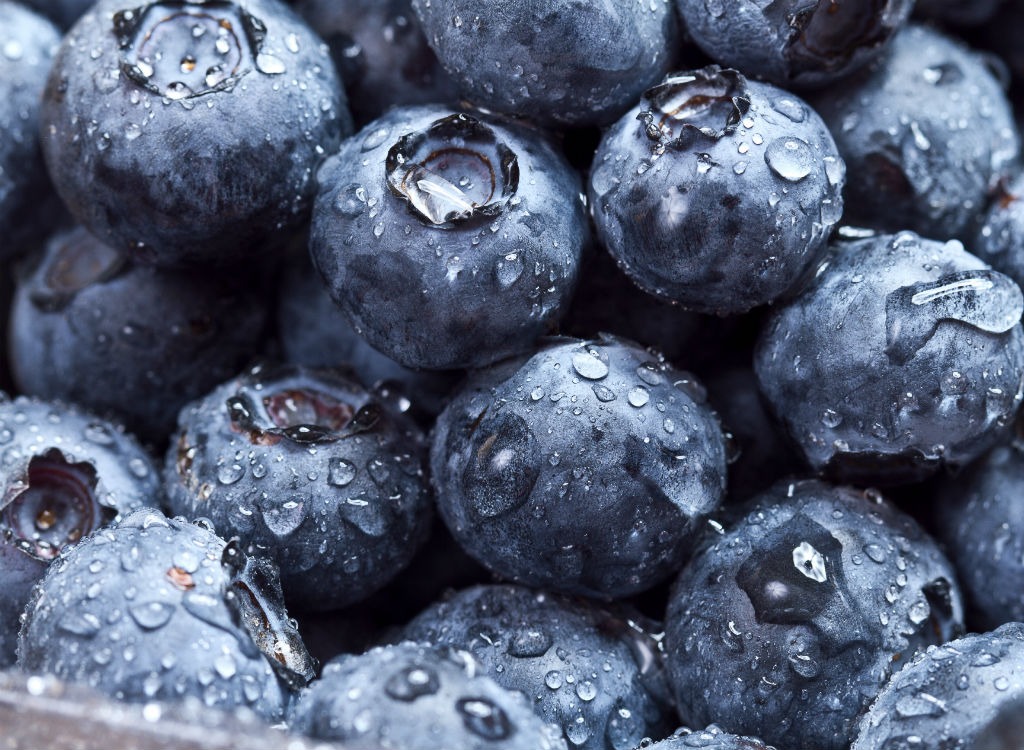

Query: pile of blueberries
4;0;1024;748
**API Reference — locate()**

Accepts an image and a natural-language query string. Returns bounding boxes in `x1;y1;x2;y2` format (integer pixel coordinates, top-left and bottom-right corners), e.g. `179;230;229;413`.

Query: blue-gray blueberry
431;336;727;599
665;479;964;750
310;105;588;370
589;66;845;314
755;231;1024;484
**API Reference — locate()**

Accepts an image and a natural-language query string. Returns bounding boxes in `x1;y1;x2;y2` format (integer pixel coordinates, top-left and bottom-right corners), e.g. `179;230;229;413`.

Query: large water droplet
765;137;814;182
129;601;175;630
572;350;609;380
328;458;358;487
260;501;306;537
384;665;440;702
885;270;1024;365
508;628;553;658
456;698;511;740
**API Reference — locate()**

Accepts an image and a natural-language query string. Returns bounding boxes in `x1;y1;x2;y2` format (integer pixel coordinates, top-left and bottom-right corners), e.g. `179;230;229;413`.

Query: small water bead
627;387;650;408
328;458;357;487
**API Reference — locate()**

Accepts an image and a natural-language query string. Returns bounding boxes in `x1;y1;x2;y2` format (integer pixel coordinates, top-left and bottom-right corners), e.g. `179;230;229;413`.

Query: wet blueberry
402;584;674;750
811;24;1019;239
589;66;845;314
852;623;1024;750
411;0;679;128
40;0;350;267
676;0;913;89
974;171;1024;288
0;395;160;666
164;363;432;612
431;336;727;599
18;509;314;720
310;105;588;370
289;641;567;749
934;442;1024;631
640;725;775;750
8;226;270;444
665;479;964;750
0;1;60;261
295;0;457;125
755;231;1024;485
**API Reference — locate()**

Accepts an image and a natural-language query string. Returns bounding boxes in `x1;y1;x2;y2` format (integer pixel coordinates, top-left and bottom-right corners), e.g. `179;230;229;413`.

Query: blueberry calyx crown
385;114;520;228
30;229;125;313
112;0;283;101
784;0;893;77
637;66;751;152
884;268;1024;365
1;449;115;561
225;365;381;445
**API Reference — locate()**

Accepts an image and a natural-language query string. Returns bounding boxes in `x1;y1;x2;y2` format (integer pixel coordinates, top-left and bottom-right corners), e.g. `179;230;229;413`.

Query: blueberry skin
665;479;964;750
0;2;60;261
18;509;315;721
277;253;458;421
9;227;269;444
411;0;678;128
589;67;845;314
310;105;587;370
914;0;1006;27
0;395;161;668
755;231;1024;485
811;25;1019;240
975;171;1024;288
431;336;727;599
642;726;775;750
852;623;1024;750
20;0;95;29
40;0;350;267
164;364;432;612
401;584;674;750
676;0;913;89
294;0;457;125
934;443;1024;631
289;642;568;750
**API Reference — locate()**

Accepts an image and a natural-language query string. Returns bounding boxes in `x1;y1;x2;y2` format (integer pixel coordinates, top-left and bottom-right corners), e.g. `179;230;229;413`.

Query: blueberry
589;66;845;314
811;24;1019;239
277;252;458;422
755;230;1024;484
851;623;1024;750
19;0;95;29
40;0;350;267
8;226;271;443
665;479;964;750
310;105;588;370
402;584;674;750
0;395;160;666
640;725;774;750
18;509;314;720
294;0;457;125
164;363;432;612
411;0;679;128
431;336;727;599
974;171;1024;288
0;1;60;262
934;442;1024;630
289;642;567;749
676;0;913;89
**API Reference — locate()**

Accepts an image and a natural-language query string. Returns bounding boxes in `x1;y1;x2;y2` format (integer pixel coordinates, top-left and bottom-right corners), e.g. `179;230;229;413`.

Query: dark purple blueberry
402;584;674;750
755;231;1024;484
164;364;432;612
665;480;964;750
431;336;727;599
18;509;313;720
